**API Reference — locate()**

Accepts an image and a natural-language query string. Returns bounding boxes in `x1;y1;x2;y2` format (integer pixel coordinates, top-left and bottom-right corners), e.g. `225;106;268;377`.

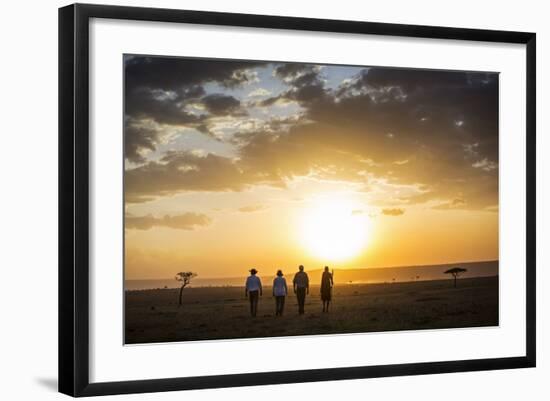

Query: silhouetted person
245;268;262;317
272;270;288;316
293;265;309;315
320;266;334;313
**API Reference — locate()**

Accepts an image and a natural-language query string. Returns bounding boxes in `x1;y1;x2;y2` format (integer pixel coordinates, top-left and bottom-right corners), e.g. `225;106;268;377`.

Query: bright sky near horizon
124;56;499;280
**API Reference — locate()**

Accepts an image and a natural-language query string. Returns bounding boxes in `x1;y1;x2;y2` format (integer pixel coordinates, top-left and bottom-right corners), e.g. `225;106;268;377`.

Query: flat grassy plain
125;276;498;344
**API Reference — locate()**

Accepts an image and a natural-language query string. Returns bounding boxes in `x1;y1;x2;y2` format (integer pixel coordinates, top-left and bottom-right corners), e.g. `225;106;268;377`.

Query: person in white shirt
272;270;288;316
245;268;262;317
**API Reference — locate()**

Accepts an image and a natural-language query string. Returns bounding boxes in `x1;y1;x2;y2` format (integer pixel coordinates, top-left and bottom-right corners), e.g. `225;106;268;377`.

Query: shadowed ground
125;276;498;344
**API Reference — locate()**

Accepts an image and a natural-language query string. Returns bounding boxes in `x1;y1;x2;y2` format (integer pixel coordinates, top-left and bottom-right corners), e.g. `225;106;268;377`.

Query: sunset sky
124;56;498;280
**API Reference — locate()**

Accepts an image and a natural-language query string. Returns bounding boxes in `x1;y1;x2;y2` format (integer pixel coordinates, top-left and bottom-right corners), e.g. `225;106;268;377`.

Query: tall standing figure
272;270;288;316
320;266;334;313
245;268;262;317
293;265;309;315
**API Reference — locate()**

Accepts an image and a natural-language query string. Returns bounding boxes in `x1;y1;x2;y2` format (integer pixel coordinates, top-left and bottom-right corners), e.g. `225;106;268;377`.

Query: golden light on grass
299;194;371;262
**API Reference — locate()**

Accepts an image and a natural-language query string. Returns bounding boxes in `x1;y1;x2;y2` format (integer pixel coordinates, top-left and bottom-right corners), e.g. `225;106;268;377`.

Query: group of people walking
244;265;334;317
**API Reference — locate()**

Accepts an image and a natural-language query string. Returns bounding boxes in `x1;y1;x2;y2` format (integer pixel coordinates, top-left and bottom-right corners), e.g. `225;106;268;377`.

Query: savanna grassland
125;276;498;344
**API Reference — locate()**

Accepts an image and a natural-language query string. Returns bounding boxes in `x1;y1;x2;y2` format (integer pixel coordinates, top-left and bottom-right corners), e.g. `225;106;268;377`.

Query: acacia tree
175;272;197;306
444;267;467;288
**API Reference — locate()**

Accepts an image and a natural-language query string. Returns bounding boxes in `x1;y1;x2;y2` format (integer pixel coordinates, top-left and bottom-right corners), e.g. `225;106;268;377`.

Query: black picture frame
59;3;536;397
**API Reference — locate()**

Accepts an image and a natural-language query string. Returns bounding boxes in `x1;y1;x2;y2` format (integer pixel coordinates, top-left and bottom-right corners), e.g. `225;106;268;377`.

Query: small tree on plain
444;267;467;288
175;272;197;306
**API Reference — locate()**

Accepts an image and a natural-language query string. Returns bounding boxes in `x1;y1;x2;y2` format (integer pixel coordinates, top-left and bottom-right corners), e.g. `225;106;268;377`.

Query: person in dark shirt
293;265;309;315
320;266;334;313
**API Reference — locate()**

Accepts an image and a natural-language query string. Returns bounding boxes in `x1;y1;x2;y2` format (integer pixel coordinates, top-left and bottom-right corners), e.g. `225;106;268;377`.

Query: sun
299;195;371;262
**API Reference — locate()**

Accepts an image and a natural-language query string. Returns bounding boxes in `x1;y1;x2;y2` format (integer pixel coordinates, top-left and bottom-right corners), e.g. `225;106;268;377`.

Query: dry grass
125;276;498;344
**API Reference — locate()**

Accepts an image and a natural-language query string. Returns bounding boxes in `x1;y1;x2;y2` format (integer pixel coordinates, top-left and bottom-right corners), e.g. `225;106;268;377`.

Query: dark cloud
432;198;466;210
125;122;160;164
382;208;405;216
238;67;499;210
125;56;261;92
263;63;328;106
124;60;499;211
125;212;212;230
125;151;282;203
124;56;264;161
274;64;321;87
201;94;243;116
125;87;204;126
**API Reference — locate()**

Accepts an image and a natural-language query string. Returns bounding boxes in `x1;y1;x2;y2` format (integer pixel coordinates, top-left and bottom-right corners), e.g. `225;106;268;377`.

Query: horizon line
126;258;498;282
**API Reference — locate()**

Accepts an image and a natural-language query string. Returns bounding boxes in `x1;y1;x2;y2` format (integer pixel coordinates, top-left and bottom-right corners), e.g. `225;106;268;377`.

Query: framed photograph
59;3;536;397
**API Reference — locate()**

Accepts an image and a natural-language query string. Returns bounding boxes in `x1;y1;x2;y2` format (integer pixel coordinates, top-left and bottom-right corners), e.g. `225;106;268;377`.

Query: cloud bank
124;56;499;212
125;212;212;230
